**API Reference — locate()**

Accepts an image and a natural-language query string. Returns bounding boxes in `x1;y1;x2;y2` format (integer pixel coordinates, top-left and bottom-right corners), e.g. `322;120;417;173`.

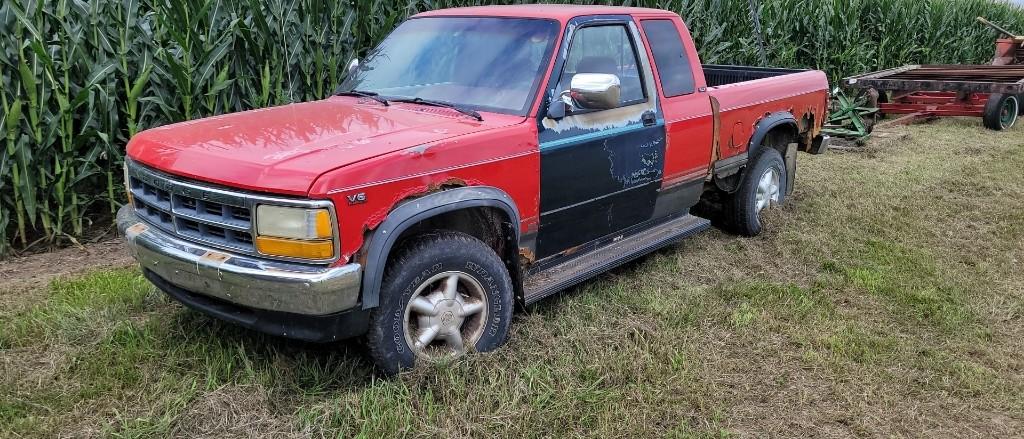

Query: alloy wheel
755;166;781;212
402;271;488;359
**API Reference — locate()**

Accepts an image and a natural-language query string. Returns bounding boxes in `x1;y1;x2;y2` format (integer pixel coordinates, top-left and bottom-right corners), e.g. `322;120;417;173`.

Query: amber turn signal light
255;236;334;260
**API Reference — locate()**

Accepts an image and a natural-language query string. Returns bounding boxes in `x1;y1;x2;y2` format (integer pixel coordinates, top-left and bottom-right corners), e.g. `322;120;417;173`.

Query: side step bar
523;214;711;304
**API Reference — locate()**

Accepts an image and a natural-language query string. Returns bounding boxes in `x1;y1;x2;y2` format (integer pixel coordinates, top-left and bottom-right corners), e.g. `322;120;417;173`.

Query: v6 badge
346;192;367;205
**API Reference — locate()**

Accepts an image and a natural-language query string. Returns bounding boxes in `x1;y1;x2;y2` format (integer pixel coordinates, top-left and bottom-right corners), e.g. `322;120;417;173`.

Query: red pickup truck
118;5;829;374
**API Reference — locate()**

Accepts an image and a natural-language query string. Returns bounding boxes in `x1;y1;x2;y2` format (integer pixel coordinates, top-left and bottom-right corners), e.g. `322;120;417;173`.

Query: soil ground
0;240;132;313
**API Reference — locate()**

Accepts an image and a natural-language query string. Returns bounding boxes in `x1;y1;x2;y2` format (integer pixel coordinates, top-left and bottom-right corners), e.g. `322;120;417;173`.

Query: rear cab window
640;19;696;97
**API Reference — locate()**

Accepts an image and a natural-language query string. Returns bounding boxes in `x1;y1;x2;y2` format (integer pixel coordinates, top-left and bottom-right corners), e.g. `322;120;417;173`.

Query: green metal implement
822;88;879;140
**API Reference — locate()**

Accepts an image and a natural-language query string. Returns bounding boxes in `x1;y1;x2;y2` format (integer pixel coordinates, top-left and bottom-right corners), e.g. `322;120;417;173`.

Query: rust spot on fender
352;226;374;266
354;177;475;263
427;177;468;192
707;95;722;181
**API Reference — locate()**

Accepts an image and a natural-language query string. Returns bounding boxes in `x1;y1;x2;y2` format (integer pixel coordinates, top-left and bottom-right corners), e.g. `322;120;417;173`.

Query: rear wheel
983;94;1019;131
726;148;787;236
367;231;513;375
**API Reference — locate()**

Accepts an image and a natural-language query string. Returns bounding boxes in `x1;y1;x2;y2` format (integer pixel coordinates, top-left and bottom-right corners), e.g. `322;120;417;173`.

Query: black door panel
537;124;665;257
534;16;666;260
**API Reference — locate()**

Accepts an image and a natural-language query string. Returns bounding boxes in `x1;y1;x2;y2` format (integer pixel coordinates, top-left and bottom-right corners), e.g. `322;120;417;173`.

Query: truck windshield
339;17;559;116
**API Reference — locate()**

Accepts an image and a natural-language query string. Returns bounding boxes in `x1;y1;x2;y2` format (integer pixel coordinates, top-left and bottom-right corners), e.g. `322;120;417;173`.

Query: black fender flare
748;111;798;158
359;186;521;309
749;111;800;196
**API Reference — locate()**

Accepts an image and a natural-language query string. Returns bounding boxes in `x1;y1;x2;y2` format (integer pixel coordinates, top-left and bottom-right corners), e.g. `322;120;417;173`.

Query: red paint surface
126;6;829;265
711;71;829;159
127;98;524;196
309;123;541;260
635;14;828;189
880;92;989;117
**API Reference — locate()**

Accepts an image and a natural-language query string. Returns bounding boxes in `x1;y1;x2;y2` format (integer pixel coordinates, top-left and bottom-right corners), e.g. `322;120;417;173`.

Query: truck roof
414;4;677;21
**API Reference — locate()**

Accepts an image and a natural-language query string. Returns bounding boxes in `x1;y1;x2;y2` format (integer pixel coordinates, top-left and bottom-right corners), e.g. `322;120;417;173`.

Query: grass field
1;119;1023;437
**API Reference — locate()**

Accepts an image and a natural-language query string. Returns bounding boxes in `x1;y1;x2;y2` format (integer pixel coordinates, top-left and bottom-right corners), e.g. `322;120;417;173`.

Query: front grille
125;159;337;262
128;163;257;254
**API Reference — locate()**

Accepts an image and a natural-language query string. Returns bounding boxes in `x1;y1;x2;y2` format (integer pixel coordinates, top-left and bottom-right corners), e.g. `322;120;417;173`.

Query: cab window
641;19;696;97
558;24;647;109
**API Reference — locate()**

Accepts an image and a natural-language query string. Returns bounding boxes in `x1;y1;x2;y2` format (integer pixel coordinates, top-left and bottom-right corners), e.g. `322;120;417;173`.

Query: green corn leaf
70;62;118;111
3;99;21;141
16;54;37;109
129;63;153;103
7;2;45;45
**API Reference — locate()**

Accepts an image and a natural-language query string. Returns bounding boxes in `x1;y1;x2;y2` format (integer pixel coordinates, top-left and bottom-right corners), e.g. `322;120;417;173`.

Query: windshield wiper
334;89;389;106
392;97;483;121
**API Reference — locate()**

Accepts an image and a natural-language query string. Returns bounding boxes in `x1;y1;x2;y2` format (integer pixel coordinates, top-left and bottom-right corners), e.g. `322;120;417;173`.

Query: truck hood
127;97;520;195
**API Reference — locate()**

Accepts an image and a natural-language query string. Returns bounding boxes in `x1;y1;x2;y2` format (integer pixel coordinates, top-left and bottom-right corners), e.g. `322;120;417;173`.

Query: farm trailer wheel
983;94;1019;131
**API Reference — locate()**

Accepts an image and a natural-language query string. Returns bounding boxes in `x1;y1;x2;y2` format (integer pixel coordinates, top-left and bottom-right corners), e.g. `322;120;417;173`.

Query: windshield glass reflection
340;17;559;116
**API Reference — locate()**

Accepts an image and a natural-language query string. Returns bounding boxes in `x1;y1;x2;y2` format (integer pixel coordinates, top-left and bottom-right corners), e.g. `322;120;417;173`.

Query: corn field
1;0;1023;257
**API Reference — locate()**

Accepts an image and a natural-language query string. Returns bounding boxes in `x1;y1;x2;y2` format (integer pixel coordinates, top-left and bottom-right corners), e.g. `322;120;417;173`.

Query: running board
523;214;711;304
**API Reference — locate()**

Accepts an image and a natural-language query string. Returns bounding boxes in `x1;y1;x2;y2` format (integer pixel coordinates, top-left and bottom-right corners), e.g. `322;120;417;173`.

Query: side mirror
347;58;360;76
569;73;620;110
546;96;566;120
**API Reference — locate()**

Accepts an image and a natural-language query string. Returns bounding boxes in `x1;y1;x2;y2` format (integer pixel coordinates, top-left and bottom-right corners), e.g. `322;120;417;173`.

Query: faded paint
127;98;521;196
541;103;652;133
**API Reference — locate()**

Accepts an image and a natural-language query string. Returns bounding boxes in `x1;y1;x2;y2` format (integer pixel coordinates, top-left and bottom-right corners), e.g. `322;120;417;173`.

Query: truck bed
703;64;808;87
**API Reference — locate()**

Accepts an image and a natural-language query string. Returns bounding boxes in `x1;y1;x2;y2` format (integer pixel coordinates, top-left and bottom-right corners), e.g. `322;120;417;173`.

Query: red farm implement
828;17;1024;138
845;64;1023;131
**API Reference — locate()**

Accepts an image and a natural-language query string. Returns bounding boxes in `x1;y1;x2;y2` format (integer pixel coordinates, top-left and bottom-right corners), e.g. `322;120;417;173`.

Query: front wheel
983;94;1019;131
367;231;513;375
727;148;787;236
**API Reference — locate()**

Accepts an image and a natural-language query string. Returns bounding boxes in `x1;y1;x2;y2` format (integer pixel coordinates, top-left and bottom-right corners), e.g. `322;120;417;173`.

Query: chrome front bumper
117;205;361;316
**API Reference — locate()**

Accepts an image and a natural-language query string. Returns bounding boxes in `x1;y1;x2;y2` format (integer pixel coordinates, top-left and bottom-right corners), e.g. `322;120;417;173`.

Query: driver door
534;16;666;259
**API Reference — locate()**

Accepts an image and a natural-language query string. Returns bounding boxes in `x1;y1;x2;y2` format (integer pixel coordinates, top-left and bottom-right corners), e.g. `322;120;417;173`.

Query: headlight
255;205;333;239
254;205;335;260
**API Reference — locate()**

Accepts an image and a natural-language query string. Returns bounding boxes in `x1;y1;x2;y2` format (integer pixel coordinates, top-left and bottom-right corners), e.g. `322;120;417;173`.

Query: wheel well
390;206;522;298
709;121;797;195
357;186;523;310
393;206;508;256
759;123;798;157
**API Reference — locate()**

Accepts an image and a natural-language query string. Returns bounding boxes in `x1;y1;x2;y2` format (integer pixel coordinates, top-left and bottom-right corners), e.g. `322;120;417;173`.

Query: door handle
641;110;657;127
